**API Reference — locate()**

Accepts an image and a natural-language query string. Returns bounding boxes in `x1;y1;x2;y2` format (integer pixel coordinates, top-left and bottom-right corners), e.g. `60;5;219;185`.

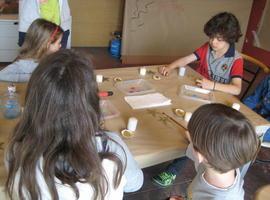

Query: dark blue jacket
243;76;270;121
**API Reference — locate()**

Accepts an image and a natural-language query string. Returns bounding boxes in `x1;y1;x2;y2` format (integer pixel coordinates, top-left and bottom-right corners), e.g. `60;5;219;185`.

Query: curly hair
204;12;242;44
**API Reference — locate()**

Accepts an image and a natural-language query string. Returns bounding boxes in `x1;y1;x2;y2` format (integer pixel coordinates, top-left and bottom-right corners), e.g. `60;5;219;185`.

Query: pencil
162;112;187;130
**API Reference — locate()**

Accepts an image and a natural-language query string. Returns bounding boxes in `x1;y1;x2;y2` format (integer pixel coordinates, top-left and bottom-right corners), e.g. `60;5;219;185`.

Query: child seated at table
153;12;244;187
0;18;63;82
5;49;143;199
159;12;243;96
243;75;270;121
170;103;259;200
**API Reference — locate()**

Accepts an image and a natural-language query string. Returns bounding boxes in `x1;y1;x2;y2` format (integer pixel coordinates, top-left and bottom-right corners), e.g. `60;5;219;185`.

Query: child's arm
196;77;242;95
0;63;21;82
159;53;197;76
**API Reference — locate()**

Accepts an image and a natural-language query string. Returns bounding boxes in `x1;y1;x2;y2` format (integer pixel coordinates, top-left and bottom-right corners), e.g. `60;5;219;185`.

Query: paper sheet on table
124;93;171;109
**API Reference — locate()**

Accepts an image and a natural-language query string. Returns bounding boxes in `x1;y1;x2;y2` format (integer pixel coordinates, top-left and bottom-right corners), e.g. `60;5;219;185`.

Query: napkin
124;92;171;109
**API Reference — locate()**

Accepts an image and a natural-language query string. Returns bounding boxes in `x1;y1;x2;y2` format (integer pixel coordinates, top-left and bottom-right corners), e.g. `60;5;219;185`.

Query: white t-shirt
0;59;38;82
11;132;144;199
14;159;126;200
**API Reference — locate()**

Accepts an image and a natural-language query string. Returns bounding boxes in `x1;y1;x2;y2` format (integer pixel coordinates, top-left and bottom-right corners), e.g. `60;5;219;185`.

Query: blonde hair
18;18;63;61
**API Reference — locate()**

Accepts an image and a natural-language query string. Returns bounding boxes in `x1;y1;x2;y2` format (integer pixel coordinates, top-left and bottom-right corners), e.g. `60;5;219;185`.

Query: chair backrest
240;53;270;99
241;53;270;73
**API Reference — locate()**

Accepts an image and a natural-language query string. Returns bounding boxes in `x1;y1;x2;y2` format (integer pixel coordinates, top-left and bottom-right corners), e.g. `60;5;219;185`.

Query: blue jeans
18;30;70;48
166;156;188;175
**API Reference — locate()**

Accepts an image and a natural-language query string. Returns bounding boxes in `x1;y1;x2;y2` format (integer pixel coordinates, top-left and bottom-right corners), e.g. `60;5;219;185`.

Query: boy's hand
196;78;214;90
159;65;173;76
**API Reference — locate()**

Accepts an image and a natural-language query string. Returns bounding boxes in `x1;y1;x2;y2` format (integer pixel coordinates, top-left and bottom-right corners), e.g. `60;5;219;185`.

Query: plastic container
180;85;215;103
1;91;21;119
109;31;122;58
115;79;155;95
100;100;120;119
110;38;121;58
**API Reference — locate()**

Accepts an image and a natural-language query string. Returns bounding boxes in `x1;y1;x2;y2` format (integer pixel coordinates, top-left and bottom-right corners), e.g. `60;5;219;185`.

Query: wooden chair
240;53;270;100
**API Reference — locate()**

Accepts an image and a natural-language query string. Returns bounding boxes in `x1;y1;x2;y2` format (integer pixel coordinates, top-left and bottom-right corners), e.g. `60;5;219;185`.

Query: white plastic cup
139;67;147;76
184;112;192;122
8;84;16;93
127;117;138;132
178;67;186;76
232;103;240;111
96;74;103;83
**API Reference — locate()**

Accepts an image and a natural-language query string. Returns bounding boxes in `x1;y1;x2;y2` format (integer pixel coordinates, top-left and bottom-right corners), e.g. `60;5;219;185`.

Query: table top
255;185;270;200
95;65;268;164
0;65;268;186
0;14;18;21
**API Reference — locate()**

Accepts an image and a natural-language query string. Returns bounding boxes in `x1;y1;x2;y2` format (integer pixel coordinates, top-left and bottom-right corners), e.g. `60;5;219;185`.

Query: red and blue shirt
194;43;243;84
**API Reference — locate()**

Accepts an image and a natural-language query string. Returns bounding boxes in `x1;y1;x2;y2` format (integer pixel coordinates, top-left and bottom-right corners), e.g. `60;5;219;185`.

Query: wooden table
0;65;268;187
255;185;270;200
96;65;268;166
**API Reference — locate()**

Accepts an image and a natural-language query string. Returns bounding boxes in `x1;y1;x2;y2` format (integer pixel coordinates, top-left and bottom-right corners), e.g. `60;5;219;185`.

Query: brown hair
6;49;125;200
18;18;63;60
188;103;259;173
204;12;242;43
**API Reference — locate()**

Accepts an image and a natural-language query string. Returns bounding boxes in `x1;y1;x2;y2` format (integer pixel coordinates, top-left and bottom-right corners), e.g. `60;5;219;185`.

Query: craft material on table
124;92;171;109
139;67;147;76
232;103;240;110
152;75;161;80
127;117;138;131
184;112;192;122
113;77;122;82
115;79;155;95
162;112;187;130
96;74;103;83
180;85;215;103
98;91;113;97
121;129;134;138
100;100;120;119
178;67;186;76
174;108;186;117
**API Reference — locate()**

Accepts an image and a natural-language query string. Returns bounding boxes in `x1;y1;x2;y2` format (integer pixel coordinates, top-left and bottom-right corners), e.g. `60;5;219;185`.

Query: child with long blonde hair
0;18;63;82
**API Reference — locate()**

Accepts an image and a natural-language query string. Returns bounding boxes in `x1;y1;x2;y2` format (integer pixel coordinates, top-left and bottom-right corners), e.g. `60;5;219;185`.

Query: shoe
152;171;176;187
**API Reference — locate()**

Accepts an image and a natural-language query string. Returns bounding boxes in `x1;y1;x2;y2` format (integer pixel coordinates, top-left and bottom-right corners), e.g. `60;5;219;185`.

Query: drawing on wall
122;0;251;64
130;0;155;32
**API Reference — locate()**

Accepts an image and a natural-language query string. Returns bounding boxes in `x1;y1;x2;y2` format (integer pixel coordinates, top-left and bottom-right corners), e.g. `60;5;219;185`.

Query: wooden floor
1;47;270;200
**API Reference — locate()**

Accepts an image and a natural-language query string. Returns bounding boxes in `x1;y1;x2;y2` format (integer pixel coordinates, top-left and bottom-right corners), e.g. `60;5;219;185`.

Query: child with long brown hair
0;18;63;82
5;49;143;200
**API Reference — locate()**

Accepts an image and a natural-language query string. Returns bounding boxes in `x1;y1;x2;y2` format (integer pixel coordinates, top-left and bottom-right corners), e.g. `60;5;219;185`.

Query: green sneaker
152;171;176;187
